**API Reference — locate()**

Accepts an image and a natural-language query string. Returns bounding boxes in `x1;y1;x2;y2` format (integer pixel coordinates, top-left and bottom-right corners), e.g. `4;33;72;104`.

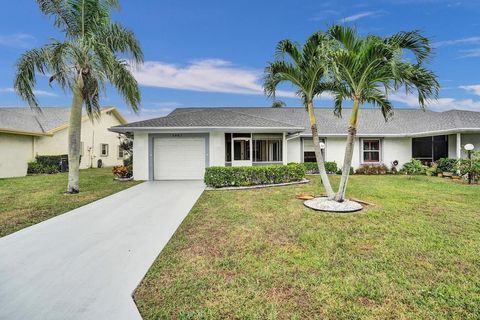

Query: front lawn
135;175;480;319
0;168;141;237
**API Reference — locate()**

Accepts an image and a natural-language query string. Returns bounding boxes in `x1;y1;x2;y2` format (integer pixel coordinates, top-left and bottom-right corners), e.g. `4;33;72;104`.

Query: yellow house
0;107;127;178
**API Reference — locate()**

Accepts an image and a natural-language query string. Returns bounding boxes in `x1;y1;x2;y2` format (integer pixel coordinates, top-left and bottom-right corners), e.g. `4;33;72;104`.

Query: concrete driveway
0;180;205;320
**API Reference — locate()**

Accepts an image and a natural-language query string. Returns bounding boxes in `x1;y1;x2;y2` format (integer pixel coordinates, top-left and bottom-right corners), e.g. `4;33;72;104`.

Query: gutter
109;126;306;133
0;128;53;137
297;128;480;138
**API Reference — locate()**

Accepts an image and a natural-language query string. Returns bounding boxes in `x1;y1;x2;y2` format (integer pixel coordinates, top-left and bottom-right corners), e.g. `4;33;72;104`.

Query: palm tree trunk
67;82;84;194
307;101;335;198
335;98;360;202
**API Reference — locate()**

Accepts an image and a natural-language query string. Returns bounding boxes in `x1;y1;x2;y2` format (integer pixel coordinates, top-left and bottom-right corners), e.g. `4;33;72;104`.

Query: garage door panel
153;138;206;180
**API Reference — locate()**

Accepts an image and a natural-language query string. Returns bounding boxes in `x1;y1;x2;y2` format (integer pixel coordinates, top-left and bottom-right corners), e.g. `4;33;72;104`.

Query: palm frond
386;30;431;63
275;39;301;65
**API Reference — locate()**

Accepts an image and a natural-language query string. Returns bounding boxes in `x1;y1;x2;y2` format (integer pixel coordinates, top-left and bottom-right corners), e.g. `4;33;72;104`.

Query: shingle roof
112;107;480;136
0;107;123;135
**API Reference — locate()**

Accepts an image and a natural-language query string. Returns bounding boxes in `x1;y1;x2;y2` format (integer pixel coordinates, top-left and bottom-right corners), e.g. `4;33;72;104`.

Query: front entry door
232;138;252;166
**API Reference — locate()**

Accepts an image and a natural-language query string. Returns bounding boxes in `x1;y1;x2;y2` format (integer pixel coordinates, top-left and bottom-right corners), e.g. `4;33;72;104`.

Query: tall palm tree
14;0;143;193
264;32;335;198
326;25;439;201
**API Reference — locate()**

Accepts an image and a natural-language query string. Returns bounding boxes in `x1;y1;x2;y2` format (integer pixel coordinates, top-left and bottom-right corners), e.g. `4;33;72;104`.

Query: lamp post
464;143;475;184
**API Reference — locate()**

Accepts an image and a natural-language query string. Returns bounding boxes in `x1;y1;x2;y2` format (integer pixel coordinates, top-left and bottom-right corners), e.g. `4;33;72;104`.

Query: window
363;140;381;163
253;139;282;162
412;135;448;164
233;139;250;160
303;138;325;162
225;133;232;162
100;143;109;157
118;146;124;158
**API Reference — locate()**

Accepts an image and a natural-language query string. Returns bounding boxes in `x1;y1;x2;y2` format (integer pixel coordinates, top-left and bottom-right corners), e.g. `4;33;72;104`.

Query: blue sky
1;0;480;120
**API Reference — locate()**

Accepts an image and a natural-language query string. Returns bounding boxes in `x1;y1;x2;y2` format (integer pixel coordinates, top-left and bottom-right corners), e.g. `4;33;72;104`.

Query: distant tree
271;100;286;108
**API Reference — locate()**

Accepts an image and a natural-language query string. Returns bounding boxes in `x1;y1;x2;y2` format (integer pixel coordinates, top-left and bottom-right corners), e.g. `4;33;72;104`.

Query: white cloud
0;87;57;97
459;48;480;58
342;11;377;22
131;59;297;98
389;92;480;111
460;84;480;96
433;36;480;47
0;33;35;49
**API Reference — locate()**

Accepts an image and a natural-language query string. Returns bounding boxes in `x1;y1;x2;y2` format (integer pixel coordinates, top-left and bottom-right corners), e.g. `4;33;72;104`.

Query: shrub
457;151;480;182
112;165;133;178
436;158;457;173
204;163;306;188
401;159;427;175
301;161;338;174
27;162;59;174
355;164;388;175
35;155;67;167
123;156;132;167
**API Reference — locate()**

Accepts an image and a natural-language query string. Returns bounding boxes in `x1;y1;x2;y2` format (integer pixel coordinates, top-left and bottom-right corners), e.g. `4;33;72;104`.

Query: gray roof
0;107;119;135
112;107;480;136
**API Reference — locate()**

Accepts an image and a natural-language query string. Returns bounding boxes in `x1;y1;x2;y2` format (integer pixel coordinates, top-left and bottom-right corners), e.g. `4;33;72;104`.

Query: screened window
100;143;109;157
253;139;282;162
225;133;232;162
233;140;250;160
363;140;380;163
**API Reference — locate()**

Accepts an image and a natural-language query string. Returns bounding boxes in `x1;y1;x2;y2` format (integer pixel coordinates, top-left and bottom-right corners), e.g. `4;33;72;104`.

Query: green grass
135;175;480;320
0;168;141;237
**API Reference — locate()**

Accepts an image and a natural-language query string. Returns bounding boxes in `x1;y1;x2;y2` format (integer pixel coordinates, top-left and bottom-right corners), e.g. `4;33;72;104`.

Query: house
110;107;480;181
0;107;127;178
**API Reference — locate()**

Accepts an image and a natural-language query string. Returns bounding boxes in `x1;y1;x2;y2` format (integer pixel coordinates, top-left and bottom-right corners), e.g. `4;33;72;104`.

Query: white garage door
153;137;206;180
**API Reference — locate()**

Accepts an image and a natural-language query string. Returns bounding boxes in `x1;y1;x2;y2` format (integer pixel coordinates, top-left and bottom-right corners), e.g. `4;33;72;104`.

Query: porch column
282;132;287;165
456;133;462;159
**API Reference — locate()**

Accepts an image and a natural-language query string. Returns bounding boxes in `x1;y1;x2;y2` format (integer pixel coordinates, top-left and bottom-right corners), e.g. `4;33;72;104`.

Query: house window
225;133;232;162
253;139;282;162
363;140;381;163
303;138;325;162
233;139;250;161
100;143;109;157
118;146;124;159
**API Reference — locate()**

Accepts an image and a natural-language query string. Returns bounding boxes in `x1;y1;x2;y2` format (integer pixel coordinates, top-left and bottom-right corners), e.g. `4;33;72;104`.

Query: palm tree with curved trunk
264;32;335;198
14;0;143;193
325;25;439;201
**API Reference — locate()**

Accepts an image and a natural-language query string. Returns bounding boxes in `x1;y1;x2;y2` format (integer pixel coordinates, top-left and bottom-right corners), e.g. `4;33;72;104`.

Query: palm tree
264;33;335;198
326;25;439;201
14;0;143;193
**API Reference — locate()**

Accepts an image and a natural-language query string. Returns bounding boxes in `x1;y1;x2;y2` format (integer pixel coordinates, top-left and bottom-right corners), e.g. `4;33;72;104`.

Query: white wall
462;133;480;157
382;137;412;169
296;136;411;170
132;131;149;180
287;137;301;163
209;132;225;166
35;111;124;168
0;133;34;178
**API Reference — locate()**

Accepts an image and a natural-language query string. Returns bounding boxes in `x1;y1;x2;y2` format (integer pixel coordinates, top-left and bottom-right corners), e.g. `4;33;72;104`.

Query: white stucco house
110;107;480;181
0;107;127;178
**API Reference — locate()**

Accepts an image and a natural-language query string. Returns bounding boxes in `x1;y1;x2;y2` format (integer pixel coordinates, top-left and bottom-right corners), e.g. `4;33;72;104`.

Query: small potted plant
112;165;133;181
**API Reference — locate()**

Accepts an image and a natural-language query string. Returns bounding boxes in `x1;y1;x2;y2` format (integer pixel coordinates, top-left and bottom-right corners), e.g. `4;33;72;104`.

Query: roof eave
0;128;52;137
109;126;305;133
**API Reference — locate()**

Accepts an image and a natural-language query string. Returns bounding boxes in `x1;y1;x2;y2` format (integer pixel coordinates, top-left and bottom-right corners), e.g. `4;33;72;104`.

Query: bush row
204;163;306;188
27;162;60;174
301;161;338;174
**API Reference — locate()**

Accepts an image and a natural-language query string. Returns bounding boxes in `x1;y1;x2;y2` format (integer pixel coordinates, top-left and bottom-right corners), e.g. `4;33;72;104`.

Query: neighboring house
110;107;480;181
0;107;127;178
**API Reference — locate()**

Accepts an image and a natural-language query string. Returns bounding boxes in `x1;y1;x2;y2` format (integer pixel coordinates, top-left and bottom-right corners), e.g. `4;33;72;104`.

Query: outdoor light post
464;144;475;184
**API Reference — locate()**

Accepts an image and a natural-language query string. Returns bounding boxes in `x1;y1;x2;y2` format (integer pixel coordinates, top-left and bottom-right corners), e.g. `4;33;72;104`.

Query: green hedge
301;161;338;174
204;163;306;188
27;162;59;174
36;155;68;167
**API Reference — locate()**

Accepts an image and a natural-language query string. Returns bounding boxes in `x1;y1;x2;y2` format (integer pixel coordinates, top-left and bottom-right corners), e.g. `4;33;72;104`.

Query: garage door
153;137;206;180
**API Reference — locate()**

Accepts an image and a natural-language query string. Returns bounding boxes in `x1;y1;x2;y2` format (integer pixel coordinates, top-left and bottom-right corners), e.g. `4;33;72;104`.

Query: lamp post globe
464;143;474;151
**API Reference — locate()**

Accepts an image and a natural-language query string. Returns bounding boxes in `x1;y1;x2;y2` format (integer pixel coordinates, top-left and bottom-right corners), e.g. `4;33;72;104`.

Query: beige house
0;107;127;178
